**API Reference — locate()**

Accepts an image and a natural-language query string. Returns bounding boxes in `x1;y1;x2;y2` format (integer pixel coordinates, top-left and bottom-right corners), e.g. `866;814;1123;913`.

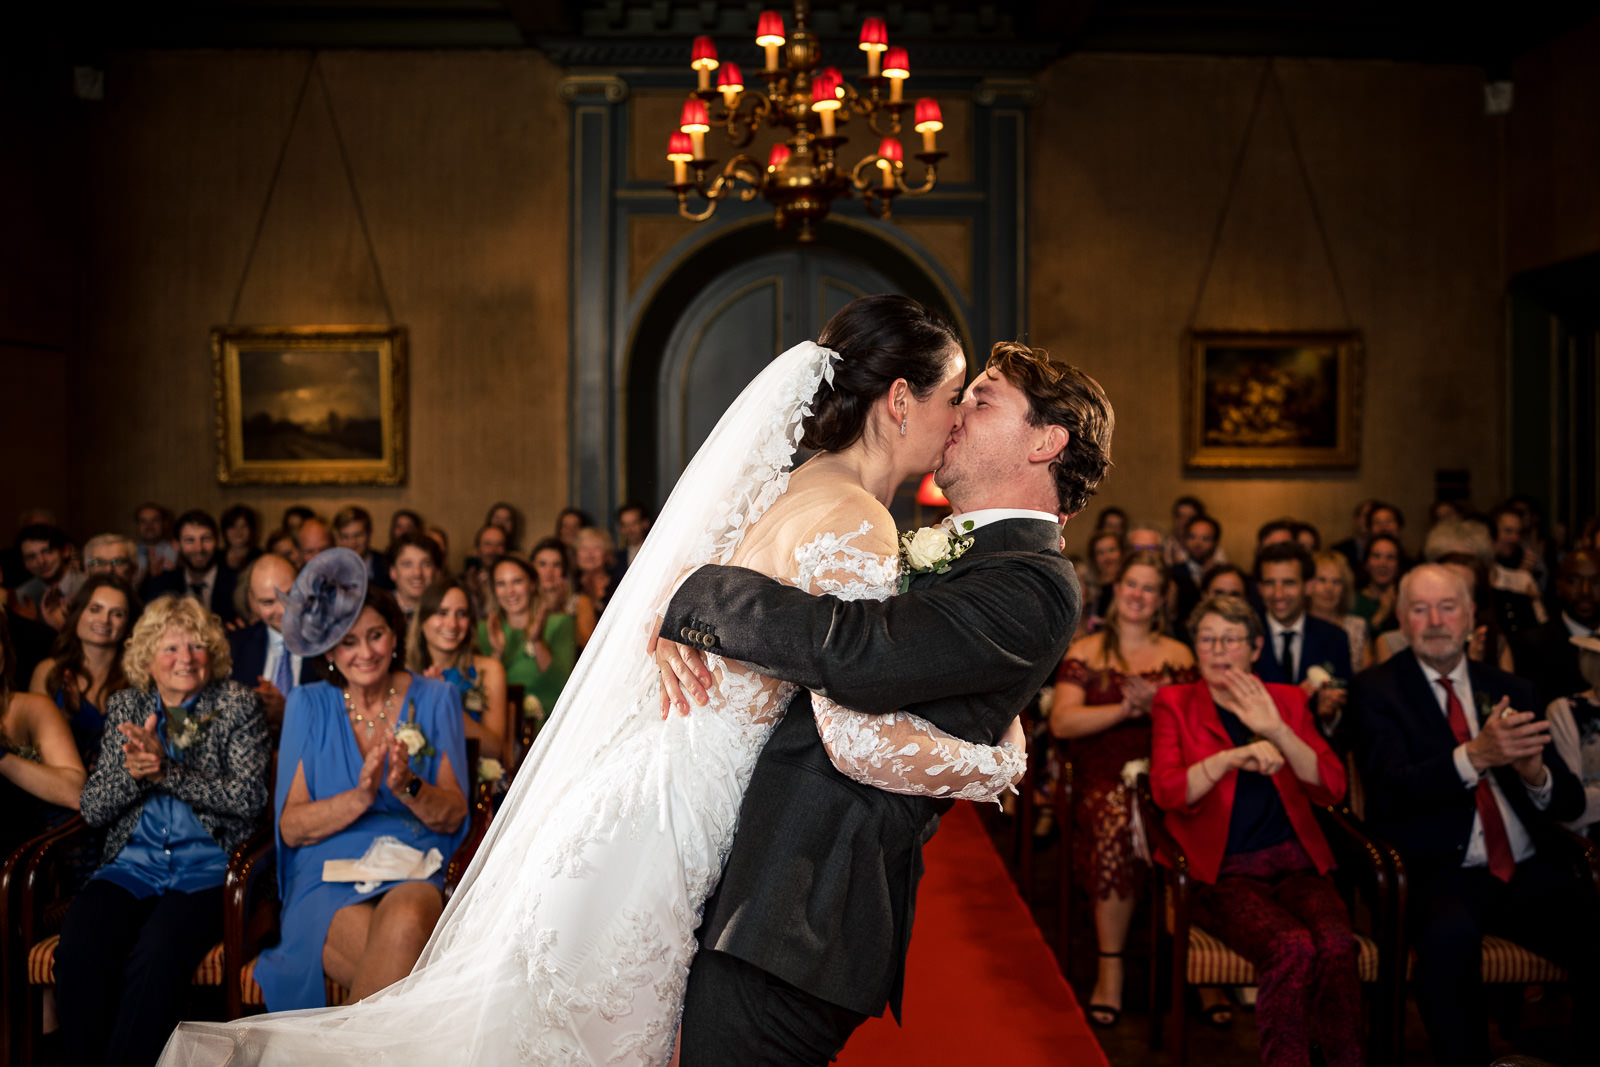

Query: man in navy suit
1351;563;1598;1067
1253;542;1353;741
144;509;239;625
227;553;317;732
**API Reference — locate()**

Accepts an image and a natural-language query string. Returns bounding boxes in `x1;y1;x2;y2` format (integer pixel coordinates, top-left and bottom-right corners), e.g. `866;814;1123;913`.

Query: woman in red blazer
1151;594;1359;1067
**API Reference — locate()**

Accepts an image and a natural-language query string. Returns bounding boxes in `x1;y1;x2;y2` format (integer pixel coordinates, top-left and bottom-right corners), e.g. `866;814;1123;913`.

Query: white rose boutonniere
477;758;505;784
898;518;975;592
393;700;436;762
165;705;217;752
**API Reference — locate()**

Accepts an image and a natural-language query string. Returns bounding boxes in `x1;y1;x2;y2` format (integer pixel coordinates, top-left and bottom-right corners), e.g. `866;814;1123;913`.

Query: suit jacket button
703;634;717;649
680;627;692;640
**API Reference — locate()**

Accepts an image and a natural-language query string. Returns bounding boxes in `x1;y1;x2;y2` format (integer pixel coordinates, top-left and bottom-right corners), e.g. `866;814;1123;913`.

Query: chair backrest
505;684;526;775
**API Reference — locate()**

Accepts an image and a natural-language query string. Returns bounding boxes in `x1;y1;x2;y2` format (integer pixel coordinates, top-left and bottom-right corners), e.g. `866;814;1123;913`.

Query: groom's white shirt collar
950;508;1060;532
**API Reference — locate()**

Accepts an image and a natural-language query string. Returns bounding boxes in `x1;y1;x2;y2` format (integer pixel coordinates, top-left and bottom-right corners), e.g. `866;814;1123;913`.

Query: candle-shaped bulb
913;97;942;152
680;98;711;159
877;137;902;188
821;66;845;99
691;35;719;91
717;61;744;107
668;131;693;185
860;17;888;78
883;46;909;102
768;143;791;170
756;9;786;71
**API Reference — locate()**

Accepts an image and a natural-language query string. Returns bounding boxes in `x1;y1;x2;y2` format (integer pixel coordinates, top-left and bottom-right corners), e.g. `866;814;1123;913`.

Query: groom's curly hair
987;342;1115;517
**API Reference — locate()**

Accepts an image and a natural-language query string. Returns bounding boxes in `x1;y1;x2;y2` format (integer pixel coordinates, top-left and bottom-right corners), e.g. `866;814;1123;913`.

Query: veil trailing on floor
159;341;840;1066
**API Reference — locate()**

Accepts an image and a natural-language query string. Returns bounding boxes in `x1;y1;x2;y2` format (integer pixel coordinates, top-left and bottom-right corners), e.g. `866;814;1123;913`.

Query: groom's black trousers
679;949;870;1065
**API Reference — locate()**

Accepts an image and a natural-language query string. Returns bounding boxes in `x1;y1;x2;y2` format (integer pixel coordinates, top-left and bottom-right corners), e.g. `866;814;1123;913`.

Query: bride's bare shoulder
756;466;897;557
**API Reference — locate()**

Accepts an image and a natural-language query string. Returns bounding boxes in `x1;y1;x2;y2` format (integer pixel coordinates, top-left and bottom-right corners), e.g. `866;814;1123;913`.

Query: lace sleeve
793;521;1025;806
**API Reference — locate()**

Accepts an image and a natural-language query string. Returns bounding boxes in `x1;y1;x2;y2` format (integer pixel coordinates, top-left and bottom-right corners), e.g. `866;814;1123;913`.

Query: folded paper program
322;835;444;893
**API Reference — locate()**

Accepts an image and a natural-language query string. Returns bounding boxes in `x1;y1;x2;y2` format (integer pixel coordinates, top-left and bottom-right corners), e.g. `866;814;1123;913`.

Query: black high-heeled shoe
1087;951;1123;1028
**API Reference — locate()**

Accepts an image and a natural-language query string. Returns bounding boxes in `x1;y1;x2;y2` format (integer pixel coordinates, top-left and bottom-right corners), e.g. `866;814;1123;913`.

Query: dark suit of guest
1512;616;1591;706
1170;563;1202;642
145;566;239;625
362;550;394;591
227;622;321;689
1257;612;1354;744
664;517;1077;1064
1351;650;1599;1067
1151;681;1360;1067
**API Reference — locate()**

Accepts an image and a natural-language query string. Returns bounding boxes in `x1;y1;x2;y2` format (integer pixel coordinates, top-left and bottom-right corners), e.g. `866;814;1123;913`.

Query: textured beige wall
68;50;570;568
1029;54;1506;564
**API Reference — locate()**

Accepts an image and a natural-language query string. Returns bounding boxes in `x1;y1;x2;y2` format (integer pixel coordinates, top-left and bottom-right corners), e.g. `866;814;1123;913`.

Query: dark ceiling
11;1;1599;75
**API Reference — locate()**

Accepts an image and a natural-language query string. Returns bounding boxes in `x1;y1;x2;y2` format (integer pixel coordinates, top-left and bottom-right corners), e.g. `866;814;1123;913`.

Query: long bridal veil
160;341;840;1066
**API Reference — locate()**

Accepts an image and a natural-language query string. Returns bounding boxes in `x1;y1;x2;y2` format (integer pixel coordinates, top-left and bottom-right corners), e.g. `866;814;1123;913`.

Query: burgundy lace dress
1058;657;1198;900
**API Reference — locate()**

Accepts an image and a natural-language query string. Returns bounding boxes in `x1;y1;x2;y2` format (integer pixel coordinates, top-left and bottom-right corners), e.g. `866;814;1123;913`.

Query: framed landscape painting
1184;330;1363;471
212;325;407;485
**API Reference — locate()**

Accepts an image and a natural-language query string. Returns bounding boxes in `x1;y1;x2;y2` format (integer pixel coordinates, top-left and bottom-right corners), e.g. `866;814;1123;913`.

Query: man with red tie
1352;563;1599;1067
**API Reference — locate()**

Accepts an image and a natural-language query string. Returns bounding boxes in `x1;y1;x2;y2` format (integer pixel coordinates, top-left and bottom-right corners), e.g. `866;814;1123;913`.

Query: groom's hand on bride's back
648;620;714;717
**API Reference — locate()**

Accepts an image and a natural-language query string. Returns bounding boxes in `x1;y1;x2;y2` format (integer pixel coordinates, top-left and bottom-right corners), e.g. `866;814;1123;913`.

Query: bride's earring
899;414;908;436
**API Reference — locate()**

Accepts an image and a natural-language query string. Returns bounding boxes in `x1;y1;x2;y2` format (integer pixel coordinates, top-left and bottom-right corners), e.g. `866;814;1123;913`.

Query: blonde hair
124;596;232;690
1311;550;1357;616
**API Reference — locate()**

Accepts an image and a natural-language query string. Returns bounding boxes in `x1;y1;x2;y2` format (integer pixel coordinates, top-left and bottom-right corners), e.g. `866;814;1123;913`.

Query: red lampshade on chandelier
665;0;949;241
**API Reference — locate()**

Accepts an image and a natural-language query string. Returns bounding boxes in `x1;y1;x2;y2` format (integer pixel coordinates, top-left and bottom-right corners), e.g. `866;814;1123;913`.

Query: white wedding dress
160;343;1023;1066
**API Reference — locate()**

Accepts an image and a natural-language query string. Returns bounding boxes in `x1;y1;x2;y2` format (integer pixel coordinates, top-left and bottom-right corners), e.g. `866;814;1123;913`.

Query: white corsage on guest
394;702;436;762
897;517;975;592
477;758;505;785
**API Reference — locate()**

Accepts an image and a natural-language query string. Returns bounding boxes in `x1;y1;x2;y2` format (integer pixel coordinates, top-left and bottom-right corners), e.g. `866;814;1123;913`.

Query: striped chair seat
238;956;351;1007
28;937;352;1007
1403;937;1567;983
1185;924;1381;985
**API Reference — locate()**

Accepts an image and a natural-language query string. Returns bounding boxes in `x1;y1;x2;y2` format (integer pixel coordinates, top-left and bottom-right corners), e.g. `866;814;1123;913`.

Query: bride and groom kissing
160;295;1114;1067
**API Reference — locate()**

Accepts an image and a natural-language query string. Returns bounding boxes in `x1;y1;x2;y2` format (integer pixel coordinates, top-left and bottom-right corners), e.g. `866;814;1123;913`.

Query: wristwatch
404;774;422;799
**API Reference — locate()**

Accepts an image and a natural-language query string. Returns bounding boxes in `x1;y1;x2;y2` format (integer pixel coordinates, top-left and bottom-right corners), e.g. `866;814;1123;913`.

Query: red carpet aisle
836;804;1109;1066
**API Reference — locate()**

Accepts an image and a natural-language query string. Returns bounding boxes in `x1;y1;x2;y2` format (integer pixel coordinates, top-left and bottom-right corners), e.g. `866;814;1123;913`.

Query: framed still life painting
212;325;407;485
1184;330;1363;471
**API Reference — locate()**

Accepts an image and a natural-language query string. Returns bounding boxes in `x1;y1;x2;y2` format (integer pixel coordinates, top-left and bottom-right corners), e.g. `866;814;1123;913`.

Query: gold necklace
344;684;397;732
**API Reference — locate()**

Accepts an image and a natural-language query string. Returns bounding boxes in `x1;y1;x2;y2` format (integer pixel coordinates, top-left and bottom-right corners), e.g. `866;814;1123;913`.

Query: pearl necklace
344;684;397;732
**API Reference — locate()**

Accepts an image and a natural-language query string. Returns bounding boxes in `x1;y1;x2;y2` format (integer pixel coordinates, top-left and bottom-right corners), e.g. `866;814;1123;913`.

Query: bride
160;295;1027;1065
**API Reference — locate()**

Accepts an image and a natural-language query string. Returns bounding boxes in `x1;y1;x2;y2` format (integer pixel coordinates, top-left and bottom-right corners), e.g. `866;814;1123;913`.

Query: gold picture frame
212;325;407;485
1184;330;1363;471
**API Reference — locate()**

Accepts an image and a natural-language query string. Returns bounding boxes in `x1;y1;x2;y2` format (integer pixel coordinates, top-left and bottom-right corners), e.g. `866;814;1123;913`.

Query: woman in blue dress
30;574;142;770
253;561;469;1011
405;577;511;770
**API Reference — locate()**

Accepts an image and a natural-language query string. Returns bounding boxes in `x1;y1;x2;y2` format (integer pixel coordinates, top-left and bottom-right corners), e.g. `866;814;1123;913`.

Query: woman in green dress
477;545;576;726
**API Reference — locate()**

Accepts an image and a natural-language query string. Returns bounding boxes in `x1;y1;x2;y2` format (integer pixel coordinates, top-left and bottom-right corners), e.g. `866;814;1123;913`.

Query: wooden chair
17;741;496;1056
504;684;526;776
1134;775;1408;1067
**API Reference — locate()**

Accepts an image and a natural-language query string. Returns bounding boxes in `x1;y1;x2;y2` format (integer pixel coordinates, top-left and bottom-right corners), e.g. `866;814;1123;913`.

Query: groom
656;341;1114;1064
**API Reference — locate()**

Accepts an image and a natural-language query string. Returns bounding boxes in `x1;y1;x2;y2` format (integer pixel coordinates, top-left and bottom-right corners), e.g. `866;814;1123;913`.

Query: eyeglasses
86;557;136;572
1194;634;1251;650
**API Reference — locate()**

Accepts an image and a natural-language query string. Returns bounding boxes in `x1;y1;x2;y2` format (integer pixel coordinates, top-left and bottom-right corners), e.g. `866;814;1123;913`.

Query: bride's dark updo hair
801;294;962;452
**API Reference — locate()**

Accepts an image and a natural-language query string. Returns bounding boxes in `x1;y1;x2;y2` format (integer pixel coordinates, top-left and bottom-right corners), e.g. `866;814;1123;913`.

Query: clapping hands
1121;676;1158;720
119;713;166;783
1231;738;1285;776
1213;667;1285;740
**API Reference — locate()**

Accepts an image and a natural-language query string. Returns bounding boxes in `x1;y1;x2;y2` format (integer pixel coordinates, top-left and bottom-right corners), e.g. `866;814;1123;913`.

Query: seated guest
255;553;468;1009
1254;543;1353;740
1124;523;1164;555
295;516;335;563
334;505;393;590
554;506;593;549
385;509;424;556
1085;529;1124;626
1513;548;1598;704
228;553;315;734
1152;594;1357;1067
1291;521;1320;553
573;526;625;615
30;575;142;770
1329;499;1376;573
1;605;87;855
1375;523;1515;672
145;510;240;625
480;551;577;719
1547;635;1600;839
407;578;510;768
133;502;179;589
389;531;443;620
1308;550;1371;672
1254;518;1299;555
615;501;651;568
484;501;522;553
1171;514;1221;637
280;504;315;536
220;503;262;573
1094;505;1128;538
82;533;141;588
537;537;597;651
54;597;270;1067
1487;503;1548;636
423;524;450;562
1200;562;1250;600
1050;551;1197;1027
464;523;509;618
1430;498;1469;526
14;523;84;628
263;526;299;566
1351;564;1599;1067
1351;532;1403;637
1366;501;1405;547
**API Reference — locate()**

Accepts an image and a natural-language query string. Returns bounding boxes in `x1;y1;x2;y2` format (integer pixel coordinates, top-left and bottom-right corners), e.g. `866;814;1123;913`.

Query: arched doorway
624;222;968;510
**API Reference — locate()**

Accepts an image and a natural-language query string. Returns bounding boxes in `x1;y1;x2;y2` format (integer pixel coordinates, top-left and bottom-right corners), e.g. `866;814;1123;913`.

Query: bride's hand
650;617;714;718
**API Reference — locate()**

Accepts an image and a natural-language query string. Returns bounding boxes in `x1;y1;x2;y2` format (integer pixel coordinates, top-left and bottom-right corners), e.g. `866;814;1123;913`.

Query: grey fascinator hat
281;547;369;657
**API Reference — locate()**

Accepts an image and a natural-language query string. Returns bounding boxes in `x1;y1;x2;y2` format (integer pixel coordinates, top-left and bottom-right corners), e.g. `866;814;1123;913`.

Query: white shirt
949;508;1060;533
1265;613;1305;679
1420;656;1553;866
1565;612;1597;638
263;626;304;692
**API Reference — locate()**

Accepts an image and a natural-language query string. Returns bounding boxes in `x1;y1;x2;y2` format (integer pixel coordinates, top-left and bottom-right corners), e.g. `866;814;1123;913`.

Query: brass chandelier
666;0;947;242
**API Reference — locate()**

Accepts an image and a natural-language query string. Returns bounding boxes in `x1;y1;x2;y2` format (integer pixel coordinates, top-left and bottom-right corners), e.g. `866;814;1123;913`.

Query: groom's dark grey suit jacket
661;517;1079;1019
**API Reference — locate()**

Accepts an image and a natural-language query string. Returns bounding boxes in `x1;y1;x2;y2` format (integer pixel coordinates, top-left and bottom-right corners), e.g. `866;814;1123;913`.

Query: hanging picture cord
226;52;396;326
1184;60;1354;332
